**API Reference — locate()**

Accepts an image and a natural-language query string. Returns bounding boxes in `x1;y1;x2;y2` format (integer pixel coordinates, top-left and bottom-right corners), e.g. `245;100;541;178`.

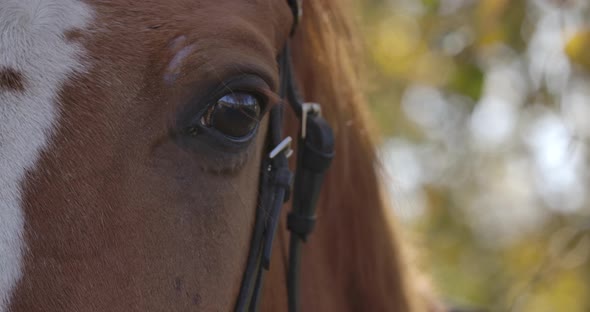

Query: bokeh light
362;0;590;310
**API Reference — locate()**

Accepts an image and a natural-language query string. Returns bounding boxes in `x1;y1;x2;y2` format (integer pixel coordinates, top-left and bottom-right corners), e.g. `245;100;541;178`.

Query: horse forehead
75;0;294;50
0;0;94;311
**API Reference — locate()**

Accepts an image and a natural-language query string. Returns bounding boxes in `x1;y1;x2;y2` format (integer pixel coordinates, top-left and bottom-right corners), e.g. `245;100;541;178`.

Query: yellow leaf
565;30;590;70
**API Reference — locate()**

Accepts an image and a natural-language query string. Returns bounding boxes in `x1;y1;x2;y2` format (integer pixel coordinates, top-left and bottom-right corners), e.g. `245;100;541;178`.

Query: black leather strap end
302;115;334;173
273;167;293;203
287;213;316;241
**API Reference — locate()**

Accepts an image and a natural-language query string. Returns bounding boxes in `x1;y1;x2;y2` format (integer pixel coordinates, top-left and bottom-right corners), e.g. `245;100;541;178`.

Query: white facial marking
0;0;93;310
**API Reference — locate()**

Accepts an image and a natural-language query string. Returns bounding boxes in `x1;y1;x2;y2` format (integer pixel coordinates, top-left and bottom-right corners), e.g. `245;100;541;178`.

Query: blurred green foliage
359;0;590;311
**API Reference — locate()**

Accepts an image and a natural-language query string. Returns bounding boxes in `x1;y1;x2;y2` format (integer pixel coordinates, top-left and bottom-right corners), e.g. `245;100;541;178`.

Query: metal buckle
270;137;293;159
301;102;321;139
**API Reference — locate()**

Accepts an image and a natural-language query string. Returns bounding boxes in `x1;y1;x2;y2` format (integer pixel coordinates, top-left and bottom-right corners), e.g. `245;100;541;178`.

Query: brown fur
11;1;290;311
0;68;25;92
8;0;438;311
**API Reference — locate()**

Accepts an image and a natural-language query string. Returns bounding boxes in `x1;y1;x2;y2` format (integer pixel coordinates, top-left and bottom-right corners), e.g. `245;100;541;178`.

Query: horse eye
202;92;262;138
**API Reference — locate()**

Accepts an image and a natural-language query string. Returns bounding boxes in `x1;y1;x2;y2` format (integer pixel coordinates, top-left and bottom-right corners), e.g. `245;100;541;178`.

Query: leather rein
234;1;335;311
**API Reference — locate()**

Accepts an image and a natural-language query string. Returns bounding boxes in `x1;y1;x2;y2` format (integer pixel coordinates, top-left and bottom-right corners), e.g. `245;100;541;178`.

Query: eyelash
185;84;272;145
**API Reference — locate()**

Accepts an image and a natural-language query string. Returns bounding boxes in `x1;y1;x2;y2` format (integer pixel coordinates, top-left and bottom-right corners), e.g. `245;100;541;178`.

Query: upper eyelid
255;89;281;111
214;75;281;110
222;87;280;105
221;61;279;91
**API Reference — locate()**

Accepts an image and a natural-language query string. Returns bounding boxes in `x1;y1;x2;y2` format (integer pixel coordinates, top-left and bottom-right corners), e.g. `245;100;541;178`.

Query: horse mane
275;1;440;311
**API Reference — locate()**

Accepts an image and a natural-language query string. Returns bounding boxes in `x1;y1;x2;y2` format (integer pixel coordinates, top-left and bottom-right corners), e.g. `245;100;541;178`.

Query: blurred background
357;0;590;311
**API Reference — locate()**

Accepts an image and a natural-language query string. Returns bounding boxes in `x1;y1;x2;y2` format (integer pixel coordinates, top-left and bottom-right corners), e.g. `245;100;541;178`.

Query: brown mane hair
263;0;437;311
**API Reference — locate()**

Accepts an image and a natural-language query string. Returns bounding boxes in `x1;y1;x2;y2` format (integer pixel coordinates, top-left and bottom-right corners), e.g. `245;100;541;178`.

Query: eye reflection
202;92;262;138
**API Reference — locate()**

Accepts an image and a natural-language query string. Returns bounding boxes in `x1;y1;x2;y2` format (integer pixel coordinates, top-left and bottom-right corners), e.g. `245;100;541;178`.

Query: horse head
0;0;439;311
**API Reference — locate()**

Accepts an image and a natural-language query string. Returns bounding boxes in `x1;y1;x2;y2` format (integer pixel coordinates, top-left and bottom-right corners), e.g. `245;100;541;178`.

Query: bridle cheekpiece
234;1;335;311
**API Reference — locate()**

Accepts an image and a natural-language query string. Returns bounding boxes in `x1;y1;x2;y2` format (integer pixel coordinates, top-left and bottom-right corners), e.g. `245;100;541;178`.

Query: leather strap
234;105;292;312
234;1;335;311
286;0;302;35
282;45;335;312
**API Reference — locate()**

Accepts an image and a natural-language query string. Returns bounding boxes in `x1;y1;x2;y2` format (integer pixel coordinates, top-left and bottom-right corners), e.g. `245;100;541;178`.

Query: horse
0;0;439;311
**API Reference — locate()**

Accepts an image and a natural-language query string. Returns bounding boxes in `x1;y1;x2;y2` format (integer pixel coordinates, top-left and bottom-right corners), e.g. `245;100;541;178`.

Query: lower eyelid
198;147;253;175
175;126;259;175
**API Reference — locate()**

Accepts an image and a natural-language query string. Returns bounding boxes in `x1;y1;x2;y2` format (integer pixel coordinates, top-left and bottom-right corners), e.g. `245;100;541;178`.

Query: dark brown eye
202;92;262;138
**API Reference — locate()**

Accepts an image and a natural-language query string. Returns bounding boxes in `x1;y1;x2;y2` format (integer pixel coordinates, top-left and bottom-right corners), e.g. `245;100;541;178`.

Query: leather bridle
234;1;335;311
